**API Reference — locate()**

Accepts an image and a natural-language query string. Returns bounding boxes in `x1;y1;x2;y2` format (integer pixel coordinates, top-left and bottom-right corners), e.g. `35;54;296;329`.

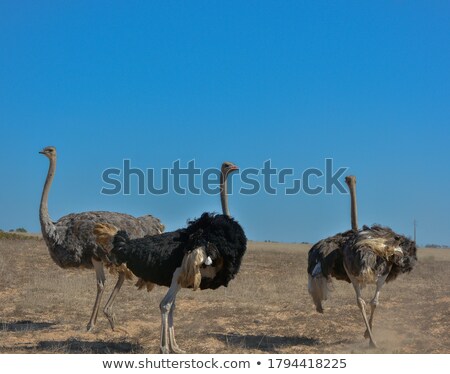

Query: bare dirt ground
0;237;449;354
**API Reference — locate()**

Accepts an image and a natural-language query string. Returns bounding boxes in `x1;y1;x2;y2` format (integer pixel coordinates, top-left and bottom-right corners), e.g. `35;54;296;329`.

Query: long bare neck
348;182;358;231
40;157;57;240
220;171;230;217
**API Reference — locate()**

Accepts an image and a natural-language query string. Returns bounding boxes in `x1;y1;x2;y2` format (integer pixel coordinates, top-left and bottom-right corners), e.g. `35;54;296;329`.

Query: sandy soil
0;237;448;354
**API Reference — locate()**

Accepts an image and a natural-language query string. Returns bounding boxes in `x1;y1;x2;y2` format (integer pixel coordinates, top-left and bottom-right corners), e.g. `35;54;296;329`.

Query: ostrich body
94;162;247;353
308;176;417;348
39;146;164;331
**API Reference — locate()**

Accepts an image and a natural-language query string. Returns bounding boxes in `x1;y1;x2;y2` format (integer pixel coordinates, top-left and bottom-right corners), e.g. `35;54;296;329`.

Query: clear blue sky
1;1;449;245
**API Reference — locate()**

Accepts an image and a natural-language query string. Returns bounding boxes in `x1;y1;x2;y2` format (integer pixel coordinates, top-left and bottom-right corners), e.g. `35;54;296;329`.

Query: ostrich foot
160;340;185;354
170;346;186;354
112;327;129;335
369;340;378;349
86;322;95;332
104;309;116;331
160;346;170;354
160;346;186;354
363;326;377;348
169;342;186;354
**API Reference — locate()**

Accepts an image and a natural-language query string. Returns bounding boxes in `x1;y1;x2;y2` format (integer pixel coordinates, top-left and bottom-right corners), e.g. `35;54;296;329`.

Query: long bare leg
103;272;126;331
364;272;389;339
350;279;377;348
87;258;106;332
160;267;182;354
168;300;185;353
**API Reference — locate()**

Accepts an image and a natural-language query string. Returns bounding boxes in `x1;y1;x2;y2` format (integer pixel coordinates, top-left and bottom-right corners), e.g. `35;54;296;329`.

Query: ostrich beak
39;151;45;154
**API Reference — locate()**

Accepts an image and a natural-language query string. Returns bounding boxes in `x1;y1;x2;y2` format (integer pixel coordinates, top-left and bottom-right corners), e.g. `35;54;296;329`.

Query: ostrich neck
349;183;358;231
40;157;57;242
220;171;230;217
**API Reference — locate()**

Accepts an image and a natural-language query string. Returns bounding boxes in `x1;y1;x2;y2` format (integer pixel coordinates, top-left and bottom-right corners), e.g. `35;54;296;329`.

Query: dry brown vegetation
0;237;449;354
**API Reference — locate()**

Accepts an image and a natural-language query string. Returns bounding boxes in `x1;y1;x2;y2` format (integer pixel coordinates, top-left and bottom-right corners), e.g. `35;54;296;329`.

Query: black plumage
107;212;247;290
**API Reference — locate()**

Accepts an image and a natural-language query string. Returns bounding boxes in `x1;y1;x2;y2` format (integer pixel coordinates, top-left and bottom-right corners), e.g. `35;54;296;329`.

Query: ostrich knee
160;300;172;314
356;297;366;311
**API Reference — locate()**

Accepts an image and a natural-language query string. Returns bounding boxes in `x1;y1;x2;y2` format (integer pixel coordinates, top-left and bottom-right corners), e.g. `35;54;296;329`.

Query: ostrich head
345;175;356;188
221;161;239;178
39;146;57;160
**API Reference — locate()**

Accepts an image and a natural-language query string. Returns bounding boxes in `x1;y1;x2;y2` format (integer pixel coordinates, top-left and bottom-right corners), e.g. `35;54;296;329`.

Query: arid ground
0;236;449;354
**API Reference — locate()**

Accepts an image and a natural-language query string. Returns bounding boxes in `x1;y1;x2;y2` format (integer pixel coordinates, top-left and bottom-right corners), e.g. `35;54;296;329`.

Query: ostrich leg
168;300;185;353
103;271;126;331
160;267;182;354
349;277;378;348
364;272;389;340
87;258;106;332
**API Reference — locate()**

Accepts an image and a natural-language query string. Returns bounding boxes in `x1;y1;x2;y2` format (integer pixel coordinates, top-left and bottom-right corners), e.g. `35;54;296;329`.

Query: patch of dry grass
0;238;449;353
0;232;42;240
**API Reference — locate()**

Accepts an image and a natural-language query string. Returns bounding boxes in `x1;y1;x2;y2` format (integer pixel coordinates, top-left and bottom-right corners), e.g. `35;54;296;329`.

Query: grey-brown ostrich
308;176;417;348
94;162;247;353
39;146;164;331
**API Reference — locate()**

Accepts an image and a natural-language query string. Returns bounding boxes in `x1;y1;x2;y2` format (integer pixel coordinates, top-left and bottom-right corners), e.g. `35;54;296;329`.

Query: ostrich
94;162;247;353
39;146;164;331
308;175;417;348
306;176;359;313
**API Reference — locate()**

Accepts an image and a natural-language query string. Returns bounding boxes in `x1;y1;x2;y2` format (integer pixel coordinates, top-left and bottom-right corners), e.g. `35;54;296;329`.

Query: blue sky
0;1;449;245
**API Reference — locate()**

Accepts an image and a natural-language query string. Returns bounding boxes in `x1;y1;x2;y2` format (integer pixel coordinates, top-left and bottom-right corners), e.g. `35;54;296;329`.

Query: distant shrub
425;244;450;249
15;228;27;233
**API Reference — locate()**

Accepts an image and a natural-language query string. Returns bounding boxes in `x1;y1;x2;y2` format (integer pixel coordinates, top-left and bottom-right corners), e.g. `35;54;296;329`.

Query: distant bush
15;227;27;233
425;244;450;249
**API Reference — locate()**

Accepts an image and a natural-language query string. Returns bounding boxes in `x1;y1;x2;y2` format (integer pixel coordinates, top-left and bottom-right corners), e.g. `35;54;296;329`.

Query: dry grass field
0;236;449;354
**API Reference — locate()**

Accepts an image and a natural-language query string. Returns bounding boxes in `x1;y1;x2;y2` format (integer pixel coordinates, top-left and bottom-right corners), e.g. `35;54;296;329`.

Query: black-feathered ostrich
94;162;247;354
308;176;417;348
39;146;164;331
